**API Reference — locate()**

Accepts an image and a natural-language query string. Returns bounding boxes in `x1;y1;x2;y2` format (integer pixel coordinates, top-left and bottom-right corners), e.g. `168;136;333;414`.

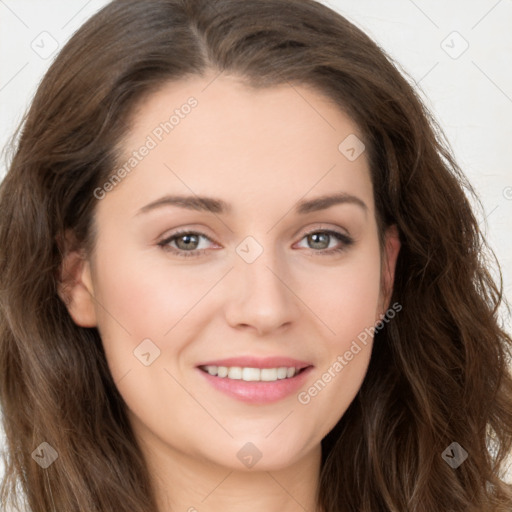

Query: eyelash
157;228;354;258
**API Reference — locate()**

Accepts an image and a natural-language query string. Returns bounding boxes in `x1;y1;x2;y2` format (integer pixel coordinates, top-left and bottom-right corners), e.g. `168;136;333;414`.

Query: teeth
202;365;300;381
228;367;242;379
242;367;260;381
217;366;228;378
277;367;287;379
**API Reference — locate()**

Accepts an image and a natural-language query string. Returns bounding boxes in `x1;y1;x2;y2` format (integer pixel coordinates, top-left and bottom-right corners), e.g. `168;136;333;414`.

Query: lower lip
197;366;314;404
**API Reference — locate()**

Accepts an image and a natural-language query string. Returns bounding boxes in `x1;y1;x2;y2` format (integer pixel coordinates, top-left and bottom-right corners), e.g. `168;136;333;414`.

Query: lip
196;356;314;404
196;356;312;370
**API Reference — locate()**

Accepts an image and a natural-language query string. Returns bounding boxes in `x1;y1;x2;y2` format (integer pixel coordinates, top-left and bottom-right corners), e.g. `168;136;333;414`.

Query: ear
377;224;401;318
56;230;97;327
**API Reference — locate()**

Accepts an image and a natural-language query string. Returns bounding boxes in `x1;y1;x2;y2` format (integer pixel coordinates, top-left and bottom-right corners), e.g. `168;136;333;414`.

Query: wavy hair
1;0;511;510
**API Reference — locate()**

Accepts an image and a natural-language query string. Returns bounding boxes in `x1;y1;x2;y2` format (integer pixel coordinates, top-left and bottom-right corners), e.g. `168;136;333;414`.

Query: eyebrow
136;192;368;216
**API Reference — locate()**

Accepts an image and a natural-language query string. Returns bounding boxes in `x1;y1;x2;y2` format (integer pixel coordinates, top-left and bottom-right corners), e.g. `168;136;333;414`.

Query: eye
157;230;216;258
295;229;354;255
157;227;354;258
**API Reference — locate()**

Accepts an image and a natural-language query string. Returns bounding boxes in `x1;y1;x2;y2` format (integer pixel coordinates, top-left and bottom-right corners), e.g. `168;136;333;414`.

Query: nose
223;244;301;336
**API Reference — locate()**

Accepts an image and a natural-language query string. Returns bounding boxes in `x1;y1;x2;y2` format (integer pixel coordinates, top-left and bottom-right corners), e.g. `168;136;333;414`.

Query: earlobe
57;231;97;328
378;224;401;316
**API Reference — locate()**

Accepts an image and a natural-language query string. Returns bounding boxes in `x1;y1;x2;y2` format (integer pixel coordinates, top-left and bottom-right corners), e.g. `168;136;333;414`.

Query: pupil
178;234;198;250
310;232;328;249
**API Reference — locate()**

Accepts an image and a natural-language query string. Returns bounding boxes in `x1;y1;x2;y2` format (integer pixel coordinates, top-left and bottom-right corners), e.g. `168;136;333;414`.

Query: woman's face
64;73;400;471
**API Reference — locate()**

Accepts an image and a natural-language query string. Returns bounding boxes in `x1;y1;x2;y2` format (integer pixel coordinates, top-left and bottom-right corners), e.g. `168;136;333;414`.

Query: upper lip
197;356;313;370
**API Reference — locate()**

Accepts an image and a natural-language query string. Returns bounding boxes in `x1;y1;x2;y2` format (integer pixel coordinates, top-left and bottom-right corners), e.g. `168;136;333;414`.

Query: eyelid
296;223;351;239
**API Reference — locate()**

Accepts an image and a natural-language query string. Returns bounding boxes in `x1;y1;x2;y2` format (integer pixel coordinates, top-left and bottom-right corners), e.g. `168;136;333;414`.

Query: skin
59;72;400;512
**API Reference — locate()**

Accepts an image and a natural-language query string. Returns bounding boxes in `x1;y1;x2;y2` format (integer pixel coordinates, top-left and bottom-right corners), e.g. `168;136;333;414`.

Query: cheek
297;242;381;425
89;241;199;380
306;243;382;344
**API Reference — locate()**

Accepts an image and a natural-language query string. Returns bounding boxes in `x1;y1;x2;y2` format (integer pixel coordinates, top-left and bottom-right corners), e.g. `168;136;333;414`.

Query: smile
199;365;307;381
197;364;314;404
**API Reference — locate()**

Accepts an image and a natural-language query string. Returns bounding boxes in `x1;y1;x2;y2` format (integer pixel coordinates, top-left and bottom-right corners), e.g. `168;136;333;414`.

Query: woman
0;0;511;511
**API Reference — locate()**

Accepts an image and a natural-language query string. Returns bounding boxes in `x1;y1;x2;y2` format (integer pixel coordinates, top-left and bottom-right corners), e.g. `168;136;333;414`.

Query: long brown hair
1;1;511;510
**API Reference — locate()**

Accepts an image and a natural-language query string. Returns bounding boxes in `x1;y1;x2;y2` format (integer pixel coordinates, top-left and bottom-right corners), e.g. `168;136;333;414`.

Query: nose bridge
224;234;300;333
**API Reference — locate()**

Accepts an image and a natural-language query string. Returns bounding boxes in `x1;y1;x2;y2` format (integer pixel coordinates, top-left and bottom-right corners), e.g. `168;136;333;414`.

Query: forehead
102;74;374;219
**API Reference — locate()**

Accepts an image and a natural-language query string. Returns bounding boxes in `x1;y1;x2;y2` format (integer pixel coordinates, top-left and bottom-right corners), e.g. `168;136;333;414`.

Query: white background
1;0;511;496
